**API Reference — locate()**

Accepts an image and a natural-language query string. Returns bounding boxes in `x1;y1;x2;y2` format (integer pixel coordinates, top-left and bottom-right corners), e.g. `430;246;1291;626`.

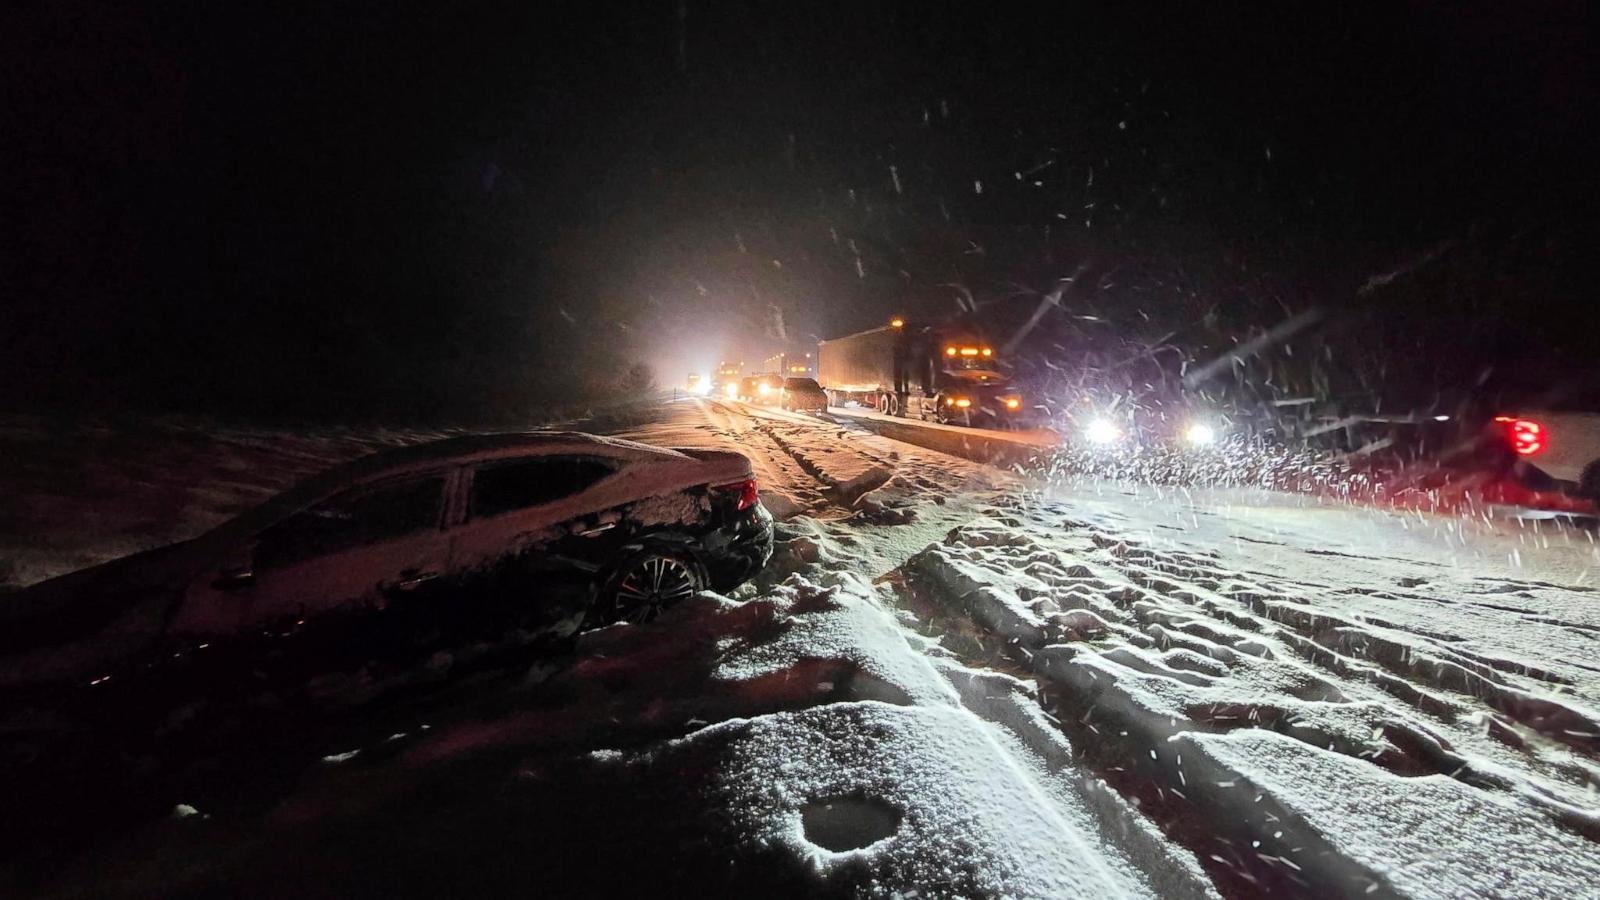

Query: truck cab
897;331;1022;425
711;361;743;399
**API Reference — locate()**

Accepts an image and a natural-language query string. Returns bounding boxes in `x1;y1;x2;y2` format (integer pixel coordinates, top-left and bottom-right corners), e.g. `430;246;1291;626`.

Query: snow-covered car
780;377;828;412
1488;411;1600;499
0;433;774;709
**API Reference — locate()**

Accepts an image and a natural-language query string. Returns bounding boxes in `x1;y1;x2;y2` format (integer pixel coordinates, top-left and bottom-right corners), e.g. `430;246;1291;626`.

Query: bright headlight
1183;422;1217;446
723;383;739;399
1085;418;1121;444
757;383;771;396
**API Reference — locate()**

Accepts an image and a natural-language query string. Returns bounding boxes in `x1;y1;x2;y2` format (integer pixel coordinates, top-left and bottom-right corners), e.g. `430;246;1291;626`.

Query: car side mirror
213;563;255;591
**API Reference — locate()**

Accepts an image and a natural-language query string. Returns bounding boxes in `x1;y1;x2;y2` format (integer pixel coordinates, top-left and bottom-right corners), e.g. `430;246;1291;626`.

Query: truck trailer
816;320;1024;425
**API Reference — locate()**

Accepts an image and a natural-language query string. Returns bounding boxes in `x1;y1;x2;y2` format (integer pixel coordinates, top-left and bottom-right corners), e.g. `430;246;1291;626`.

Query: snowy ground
0;416;449;590
3;401;1598;897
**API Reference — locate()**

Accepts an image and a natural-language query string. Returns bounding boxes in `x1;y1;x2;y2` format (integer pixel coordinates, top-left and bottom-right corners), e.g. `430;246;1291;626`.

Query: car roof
235;432;683;530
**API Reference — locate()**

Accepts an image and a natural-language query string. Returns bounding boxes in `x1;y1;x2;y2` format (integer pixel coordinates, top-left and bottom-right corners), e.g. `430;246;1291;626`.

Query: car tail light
1493;416;1547;456
713;478;759;511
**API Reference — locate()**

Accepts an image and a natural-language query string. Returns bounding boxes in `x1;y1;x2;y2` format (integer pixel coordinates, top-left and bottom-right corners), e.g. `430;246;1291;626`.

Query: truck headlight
1183;422;1217;446
757;383;771;396
1003;395;1022;411
953;397;972;409
1085;418;1121;444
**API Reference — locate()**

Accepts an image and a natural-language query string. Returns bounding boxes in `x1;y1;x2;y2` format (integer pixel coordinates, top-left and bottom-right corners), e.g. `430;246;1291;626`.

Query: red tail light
713;478;759;510
1493;416;1547;456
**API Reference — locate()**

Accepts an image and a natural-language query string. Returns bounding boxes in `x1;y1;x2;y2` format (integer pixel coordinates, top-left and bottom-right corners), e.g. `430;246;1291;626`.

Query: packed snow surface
3;399;1598;898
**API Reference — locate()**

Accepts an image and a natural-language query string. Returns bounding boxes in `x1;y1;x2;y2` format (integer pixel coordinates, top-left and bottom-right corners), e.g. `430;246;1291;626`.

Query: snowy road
5;402;1599;898
624;400;1600;897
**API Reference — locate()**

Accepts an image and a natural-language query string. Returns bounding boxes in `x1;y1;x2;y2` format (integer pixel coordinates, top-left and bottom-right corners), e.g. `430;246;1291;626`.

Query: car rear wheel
596;548;705;626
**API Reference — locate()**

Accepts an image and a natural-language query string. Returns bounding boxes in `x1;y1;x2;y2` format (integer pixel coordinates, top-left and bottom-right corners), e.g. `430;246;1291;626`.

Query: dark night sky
4;1;1595;419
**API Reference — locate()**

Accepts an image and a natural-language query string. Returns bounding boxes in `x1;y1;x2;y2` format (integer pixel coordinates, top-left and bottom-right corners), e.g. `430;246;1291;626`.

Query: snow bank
852;472;925;524
713;575;958;709
1181;730;1600;898
907;499;1600;896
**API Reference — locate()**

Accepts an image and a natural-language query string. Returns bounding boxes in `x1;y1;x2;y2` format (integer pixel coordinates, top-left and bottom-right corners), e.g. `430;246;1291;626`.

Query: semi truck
762;352;814;378
711;361;743;398
816;319;1024;425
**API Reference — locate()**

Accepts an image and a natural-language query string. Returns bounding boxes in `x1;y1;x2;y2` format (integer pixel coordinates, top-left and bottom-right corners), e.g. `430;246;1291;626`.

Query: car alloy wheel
611;554;701;624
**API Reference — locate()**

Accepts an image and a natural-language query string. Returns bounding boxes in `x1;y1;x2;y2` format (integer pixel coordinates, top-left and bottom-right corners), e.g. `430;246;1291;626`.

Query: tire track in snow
730;402;980;498
896;499;1600;896
694;400;832;515
707;401;894;511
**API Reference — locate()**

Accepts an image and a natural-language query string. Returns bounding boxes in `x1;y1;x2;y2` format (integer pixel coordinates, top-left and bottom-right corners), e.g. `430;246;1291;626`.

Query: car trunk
670;447;755;484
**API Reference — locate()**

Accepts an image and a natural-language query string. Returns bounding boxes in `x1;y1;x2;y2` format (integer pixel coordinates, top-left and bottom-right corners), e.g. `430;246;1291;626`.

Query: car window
256;475;445;569
470;455;616;518
784;378;821;390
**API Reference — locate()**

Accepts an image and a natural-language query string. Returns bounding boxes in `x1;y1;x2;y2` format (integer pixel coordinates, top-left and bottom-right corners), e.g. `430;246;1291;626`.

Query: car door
173;471;454;639
447;454;622;637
